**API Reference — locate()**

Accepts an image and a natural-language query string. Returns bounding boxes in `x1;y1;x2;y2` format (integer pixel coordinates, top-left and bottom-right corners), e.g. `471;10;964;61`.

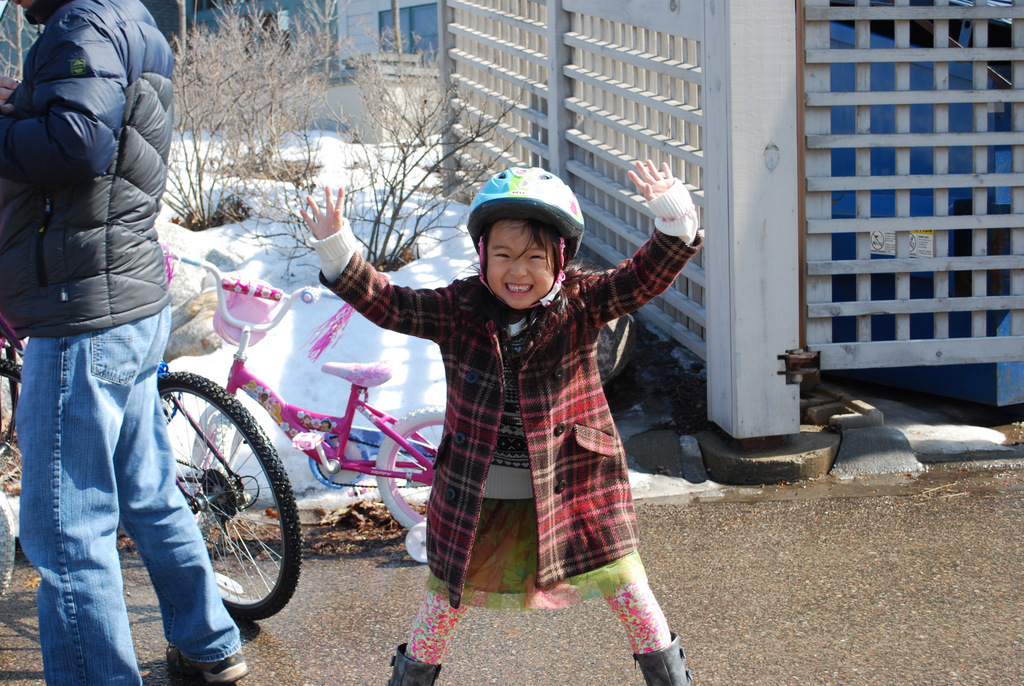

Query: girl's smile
485;219;557;311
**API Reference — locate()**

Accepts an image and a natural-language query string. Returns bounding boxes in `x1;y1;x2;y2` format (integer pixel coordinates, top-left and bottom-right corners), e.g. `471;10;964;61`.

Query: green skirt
426;498;646;610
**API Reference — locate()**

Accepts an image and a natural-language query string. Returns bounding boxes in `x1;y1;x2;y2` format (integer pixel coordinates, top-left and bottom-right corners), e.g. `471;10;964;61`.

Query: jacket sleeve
0;14;126;184
320;252;463;344
579;230;703;327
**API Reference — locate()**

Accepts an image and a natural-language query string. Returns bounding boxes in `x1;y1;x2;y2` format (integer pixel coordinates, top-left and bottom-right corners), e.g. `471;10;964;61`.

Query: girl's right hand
301;186;346;241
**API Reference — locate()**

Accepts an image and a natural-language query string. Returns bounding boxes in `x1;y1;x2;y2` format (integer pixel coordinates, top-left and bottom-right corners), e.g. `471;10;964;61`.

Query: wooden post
546;0;572;177
391;0;403;54
703;0;802;439
438;0;456;193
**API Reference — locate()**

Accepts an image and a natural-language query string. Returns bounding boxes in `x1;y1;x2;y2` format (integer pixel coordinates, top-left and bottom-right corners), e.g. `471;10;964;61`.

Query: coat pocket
432;432;453;473
572;423;619;457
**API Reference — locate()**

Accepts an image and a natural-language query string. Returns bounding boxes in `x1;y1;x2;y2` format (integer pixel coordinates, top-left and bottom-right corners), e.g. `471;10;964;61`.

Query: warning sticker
909;230;933;258
870;230;896;256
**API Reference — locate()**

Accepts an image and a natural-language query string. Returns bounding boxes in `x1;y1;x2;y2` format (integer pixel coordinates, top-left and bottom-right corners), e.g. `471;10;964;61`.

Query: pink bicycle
167;254;443;533
0;312;20;595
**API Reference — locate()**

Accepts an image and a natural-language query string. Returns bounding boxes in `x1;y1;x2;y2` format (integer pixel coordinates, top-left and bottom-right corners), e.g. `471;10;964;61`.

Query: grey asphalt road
2;462;1023;685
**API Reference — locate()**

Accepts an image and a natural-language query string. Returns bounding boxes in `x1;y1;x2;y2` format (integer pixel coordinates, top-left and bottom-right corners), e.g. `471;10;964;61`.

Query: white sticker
909;230;933;258
870;230;896;256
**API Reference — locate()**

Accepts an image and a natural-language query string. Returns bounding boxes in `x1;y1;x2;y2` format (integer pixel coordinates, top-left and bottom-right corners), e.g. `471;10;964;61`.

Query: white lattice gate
439;0;804;439
438;0;1024;437
802;0;1024;373
439;0;709;355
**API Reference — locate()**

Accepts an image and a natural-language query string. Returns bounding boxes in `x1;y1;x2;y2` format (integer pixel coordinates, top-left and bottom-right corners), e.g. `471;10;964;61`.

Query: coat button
553;424;564;436
454;431;467;445
555;479;568;494
555;367;564;379
445;487;457;502
465;370;479;383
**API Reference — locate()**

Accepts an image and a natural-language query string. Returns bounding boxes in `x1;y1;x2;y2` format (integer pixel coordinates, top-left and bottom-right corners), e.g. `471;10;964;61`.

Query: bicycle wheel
159;371;302;620
376;406;444;529
0;491;14;595
0;357;21;497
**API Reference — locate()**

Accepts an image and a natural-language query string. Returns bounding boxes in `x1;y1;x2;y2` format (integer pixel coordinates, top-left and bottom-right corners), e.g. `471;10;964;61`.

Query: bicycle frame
225;358;434;488
0;310;22;489
161;390;252;512
173;254;436;491
0;311;23;360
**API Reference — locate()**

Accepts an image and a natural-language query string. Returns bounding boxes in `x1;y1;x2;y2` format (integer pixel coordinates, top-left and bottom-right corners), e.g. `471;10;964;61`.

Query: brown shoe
167;644;249;683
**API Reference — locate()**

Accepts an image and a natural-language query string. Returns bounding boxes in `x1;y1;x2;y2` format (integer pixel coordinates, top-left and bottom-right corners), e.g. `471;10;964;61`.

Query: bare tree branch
340;47;514;271
167;0;337;251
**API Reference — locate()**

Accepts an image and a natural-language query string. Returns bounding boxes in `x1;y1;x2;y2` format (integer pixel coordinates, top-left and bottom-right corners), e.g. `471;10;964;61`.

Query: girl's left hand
301;186;346;241
628;159;676;201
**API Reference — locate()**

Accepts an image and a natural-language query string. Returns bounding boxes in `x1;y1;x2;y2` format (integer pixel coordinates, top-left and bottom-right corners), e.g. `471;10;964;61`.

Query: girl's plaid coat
323;230;702;608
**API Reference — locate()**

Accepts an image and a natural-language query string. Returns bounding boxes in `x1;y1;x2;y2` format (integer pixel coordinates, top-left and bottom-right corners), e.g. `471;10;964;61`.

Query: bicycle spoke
159;372;301;620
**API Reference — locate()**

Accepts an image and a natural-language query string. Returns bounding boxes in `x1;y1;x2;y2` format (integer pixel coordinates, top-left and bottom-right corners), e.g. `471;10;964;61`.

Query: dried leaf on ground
305;500;405;554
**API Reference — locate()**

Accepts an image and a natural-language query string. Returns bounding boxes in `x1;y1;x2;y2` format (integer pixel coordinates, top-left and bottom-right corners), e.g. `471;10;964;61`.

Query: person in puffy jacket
0;0;248;683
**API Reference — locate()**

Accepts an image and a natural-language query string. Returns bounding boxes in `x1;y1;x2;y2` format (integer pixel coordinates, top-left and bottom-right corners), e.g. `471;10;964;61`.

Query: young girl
302;160;701;686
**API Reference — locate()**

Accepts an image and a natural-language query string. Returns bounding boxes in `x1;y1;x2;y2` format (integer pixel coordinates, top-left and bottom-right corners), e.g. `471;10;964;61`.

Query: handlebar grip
221;277;284;302
171;252;320;314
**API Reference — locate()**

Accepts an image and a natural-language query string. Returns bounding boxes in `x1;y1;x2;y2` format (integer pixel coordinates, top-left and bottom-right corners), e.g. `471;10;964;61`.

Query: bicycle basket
213;292;282;346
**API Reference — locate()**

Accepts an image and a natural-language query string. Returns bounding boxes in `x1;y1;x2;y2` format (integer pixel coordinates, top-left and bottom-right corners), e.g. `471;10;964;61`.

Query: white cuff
311;218;359;281
647;180;699;245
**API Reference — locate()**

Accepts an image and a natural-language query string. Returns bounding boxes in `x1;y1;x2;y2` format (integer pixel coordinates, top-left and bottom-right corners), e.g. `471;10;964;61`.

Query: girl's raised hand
301;186;346;241
627;159;676;201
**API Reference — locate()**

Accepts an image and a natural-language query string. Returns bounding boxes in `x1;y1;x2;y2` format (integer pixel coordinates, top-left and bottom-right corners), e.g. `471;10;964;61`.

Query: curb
830;425;922;477
624;382;1023;490
696;426;840;486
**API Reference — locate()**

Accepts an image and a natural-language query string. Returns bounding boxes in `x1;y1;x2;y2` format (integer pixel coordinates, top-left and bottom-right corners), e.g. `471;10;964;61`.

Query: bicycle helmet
467;167;586;260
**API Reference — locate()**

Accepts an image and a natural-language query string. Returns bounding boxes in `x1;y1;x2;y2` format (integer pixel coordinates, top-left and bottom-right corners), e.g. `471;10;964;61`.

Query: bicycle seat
320;361;393;387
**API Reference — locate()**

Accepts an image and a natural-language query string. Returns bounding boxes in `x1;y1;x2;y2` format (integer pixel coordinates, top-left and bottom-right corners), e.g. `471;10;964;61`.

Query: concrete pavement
3;377;1024;684
2;463;1023;685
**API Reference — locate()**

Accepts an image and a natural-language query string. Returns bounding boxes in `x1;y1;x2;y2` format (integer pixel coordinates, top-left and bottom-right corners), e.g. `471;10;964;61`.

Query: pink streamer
161;245;179;284
306;303;355;361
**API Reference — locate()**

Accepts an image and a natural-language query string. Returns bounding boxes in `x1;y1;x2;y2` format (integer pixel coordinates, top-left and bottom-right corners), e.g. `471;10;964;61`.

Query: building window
379;3;438;56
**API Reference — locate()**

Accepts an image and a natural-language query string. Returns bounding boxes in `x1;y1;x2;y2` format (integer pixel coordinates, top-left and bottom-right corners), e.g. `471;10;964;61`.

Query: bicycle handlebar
0;311;23;353
218;276;288;303
176;254;324;335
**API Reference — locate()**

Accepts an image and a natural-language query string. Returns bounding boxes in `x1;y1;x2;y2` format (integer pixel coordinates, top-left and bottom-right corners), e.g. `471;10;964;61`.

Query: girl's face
485;219;557;312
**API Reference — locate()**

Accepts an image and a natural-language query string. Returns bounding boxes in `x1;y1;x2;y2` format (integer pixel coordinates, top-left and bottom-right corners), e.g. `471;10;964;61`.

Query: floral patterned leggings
406;579;672;665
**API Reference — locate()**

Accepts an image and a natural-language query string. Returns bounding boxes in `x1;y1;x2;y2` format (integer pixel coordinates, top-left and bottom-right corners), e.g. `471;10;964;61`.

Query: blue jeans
18;307;241;685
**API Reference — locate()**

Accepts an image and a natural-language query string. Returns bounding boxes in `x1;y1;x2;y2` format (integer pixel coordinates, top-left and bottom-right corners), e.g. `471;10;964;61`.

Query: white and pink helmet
466;166;586;261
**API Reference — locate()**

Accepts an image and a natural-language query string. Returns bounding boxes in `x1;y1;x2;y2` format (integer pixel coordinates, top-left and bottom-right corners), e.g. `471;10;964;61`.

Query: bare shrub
339;48;514;271
0;2;36;79
166;0;336;251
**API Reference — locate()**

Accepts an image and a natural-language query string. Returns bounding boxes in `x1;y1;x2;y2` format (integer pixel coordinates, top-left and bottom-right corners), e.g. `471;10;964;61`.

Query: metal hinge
778;349;819;385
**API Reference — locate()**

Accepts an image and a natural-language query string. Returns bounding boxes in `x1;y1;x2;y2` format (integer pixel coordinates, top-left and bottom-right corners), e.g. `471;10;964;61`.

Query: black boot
387;644;442;686
633;633;693;686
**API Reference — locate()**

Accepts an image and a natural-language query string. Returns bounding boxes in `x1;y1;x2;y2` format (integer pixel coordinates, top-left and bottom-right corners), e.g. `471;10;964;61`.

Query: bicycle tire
0;357;20;595
0;491;14;595
0;356;21;495
375;406;444;529
159;371;302;620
